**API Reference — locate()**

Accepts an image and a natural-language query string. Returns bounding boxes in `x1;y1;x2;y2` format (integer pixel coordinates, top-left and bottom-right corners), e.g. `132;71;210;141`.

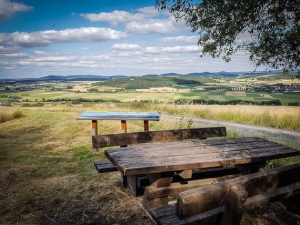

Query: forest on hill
92;76;215;89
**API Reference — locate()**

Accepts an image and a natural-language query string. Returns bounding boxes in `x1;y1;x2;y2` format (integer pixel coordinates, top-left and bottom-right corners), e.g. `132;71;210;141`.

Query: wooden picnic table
105;136;300;210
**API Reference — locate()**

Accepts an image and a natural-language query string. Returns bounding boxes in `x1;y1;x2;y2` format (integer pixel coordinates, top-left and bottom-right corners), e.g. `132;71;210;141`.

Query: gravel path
164;115;300;149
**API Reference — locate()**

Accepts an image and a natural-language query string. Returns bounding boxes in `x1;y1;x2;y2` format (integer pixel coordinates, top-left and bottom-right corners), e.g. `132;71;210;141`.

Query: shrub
12;110;24;119
0;108;23;123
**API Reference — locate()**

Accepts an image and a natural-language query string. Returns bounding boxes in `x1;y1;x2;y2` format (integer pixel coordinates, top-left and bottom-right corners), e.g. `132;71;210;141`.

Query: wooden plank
150;181;300;225
93;127;226;148
220;184;248;225
105;140;285;160
245;181;300;210
176;163;300;219
144;174;240;199
94;160;117;173
150;203;223;225
137;167;240;188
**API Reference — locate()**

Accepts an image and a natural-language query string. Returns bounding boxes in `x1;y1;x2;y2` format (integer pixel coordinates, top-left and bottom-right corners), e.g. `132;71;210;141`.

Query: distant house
0;102;9;106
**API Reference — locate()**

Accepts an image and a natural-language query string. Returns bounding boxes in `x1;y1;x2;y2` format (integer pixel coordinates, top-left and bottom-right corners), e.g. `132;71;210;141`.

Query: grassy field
1;88;300;105
1;103;300;224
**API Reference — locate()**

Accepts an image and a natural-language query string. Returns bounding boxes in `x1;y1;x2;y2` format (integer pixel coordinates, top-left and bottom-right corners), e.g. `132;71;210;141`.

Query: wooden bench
150;163;300;225
94;127;227;195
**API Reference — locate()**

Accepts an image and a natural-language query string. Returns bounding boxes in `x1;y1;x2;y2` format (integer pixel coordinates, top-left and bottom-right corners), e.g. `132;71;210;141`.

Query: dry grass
144;104;300;131
0;107;14;123
0;105;153;225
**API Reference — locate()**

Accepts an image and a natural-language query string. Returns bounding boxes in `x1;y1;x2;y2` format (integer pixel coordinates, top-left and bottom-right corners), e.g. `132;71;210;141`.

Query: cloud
9;27;128;48
0;0;33;21
145;45;202;54
0;52;28;58
81;47;90;51
111;43;141;50
159;36;199;44
138;6;159;17
126;19;179;35
80;10;144;25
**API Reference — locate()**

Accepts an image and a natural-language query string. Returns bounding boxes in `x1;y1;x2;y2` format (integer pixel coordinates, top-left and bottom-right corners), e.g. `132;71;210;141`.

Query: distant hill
0;70;284;84
41;75;127;81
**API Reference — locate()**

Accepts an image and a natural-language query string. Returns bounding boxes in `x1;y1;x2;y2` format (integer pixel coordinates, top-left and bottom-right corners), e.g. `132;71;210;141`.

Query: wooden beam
176;163;300;219
144;174;240;199
93;127;226;148
94;160;117;173
220;184;248;225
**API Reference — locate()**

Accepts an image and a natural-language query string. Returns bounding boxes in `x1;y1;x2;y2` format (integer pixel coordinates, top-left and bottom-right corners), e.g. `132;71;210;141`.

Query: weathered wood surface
105;137;300;176
93;127;226;148
176;163;300;219
150;171;300;225
220;184;248;225
94;160;118;173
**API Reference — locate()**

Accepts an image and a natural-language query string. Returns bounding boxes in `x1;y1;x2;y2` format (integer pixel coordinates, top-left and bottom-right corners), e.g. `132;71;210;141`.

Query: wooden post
92;120;98;151
120;120;128;186
220;184;248;225
142;172;174;210
144;120;149;131
121;120;127;133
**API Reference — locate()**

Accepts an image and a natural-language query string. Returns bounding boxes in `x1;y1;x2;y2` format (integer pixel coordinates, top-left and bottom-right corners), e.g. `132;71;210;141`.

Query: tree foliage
156;0;300;74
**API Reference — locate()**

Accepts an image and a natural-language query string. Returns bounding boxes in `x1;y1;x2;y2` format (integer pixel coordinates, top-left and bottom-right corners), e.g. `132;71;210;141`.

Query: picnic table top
77;111;161;121
105;137;300;176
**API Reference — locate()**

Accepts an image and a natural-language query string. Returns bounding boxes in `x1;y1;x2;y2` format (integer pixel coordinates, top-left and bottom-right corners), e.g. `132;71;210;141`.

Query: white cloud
80;10;144;25
81;47;90;51
126;19;179;35
145;45;202;54
0;52;28;58
111;43;141;50
34;50;46;55
138;6;159;17
159;36;199;44
0;0;33;21
81;55;110;61
10;27;128;47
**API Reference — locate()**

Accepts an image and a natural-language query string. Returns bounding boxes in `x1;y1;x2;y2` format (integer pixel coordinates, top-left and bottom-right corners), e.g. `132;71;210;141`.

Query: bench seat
94;160;117;173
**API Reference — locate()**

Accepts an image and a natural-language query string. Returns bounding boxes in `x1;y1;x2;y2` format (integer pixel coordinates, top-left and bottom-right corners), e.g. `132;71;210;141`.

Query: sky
0;0;260;79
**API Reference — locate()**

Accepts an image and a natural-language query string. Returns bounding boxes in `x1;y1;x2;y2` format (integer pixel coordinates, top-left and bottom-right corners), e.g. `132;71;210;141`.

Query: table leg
92;120;98;151
120;120;128;186
144;120;149;132
142;172;174;210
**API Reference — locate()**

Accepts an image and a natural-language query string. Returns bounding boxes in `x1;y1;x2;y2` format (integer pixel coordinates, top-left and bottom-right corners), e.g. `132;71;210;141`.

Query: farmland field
1;73;300;106
1;88;300;104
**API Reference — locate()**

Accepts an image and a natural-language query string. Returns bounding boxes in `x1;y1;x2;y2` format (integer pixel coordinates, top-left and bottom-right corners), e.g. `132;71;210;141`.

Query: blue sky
0;0;259;79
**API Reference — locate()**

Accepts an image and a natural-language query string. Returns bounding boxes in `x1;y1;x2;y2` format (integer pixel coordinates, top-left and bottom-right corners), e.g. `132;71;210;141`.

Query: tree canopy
156;0;300;74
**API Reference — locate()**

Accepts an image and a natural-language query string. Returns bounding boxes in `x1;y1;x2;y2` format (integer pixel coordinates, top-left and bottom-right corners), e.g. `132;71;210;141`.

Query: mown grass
0;103;299;224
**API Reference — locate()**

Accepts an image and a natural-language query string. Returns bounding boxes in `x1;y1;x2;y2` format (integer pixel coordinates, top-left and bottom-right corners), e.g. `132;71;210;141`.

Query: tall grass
120;103;300;131
0;107;24;123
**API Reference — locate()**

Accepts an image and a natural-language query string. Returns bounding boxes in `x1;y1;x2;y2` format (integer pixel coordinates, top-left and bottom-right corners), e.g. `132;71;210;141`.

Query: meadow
1;102;300;224
1;88;300;105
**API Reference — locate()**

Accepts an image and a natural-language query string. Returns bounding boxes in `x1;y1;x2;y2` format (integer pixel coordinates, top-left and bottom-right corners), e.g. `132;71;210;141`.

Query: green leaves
156;0;300;74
